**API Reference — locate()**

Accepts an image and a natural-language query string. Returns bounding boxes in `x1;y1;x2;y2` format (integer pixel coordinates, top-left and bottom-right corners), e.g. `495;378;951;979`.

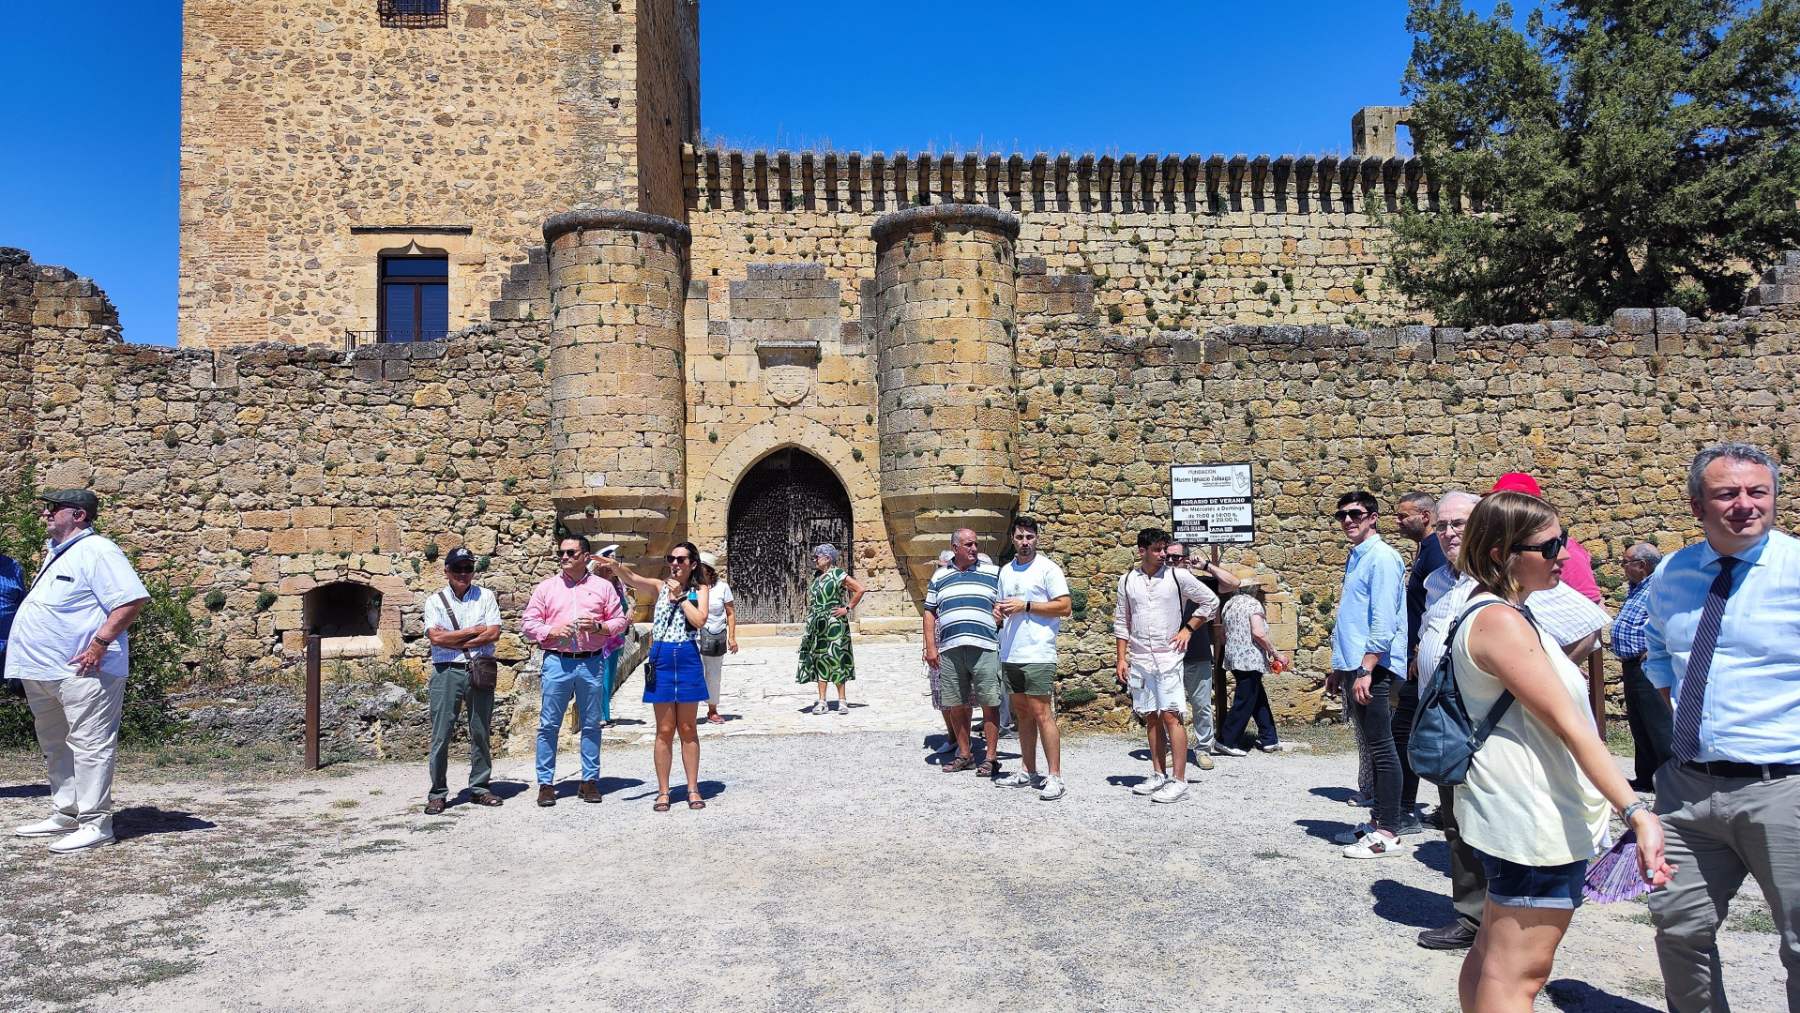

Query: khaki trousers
23;675;128;834
1650;762;1800;1012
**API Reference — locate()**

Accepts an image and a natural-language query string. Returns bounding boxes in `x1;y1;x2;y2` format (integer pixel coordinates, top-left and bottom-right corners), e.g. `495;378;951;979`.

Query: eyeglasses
1433;517;1468;533
1333;509;1370;522
666;554;691;564
557;549;584;558
1510;532;1568;561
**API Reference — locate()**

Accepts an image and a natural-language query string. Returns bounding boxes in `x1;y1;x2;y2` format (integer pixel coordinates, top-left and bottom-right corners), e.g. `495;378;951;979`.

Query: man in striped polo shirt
923;528;1005;777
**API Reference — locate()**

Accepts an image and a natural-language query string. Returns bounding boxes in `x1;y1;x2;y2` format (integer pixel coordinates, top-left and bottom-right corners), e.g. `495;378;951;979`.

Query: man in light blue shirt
1325;491;1408;859
1644;443;1800;1013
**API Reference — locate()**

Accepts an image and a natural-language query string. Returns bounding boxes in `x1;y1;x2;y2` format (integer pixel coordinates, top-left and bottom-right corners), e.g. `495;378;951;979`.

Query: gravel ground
1;732;1784;1012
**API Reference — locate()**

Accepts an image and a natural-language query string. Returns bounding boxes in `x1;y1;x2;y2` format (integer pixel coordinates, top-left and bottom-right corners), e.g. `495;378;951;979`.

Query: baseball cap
38;489;99;516
1489;472;1544;497
444;547;477;570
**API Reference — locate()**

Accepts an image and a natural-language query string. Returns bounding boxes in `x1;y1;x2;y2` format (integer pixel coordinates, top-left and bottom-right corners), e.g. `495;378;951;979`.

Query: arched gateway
726;448;854;623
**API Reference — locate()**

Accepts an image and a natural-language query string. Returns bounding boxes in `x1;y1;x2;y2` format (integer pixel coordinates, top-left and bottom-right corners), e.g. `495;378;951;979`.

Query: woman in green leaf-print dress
796;543;865;715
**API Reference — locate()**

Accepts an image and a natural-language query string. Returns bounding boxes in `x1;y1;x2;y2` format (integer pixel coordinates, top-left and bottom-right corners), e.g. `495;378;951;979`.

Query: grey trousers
427;662;495;801
1181;657;1215;753
1439;784;1487;930
1649;763;1800;1013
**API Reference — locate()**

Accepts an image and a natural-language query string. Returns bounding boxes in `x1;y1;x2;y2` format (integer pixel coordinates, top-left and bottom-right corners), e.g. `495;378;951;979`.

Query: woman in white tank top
1450;492;1674;1012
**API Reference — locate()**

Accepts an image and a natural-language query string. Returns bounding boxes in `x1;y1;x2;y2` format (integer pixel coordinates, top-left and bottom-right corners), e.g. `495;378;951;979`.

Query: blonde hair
1458;491;1560;602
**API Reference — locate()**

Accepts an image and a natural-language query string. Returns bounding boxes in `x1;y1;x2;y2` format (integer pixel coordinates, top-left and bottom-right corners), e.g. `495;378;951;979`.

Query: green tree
0;473;199;746
1385;0;1800;324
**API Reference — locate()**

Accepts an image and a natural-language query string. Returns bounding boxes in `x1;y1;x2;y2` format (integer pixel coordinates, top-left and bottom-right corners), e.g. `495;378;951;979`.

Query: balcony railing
378;0;447;29
344;330;450;352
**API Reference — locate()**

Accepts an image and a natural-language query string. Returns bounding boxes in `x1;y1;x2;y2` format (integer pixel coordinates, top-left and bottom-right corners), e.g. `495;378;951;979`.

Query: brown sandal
687;798;706;810
943;754;975;773
653;793;671;812
976;759;1000;778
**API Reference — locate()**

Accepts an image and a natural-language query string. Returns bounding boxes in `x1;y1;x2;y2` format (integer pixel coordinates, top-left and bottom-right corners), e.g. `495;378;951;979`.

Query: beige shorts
1127;652;1188;717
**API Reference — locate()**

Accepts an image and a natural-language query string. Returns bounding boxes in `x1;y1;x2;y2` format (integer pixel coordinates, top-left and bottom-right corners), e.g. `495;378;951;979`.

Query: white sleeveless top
1451;594;1608;866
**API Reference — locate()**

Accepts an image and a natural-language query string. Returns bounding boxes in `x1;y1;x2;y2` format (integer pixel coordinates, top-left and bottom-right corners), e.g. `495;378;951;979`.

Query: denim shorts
1474;849;1586;910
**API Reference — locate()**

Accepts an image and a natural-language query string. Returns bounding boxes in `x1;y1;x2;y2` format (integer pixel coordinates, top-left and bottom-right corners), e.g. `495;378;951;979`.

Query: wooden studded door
726;449;854;623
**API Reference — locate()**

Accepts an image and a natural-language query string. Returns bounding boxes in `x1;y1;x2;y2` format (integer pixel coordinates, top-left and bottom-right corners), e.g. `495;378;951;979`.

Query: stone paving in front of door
602;637;943;744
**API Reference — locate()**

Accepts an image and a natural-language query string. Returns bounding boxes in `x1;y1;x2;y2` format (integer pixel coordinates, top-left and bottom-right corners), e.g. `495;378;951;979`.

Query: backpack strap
1440;596;1523;747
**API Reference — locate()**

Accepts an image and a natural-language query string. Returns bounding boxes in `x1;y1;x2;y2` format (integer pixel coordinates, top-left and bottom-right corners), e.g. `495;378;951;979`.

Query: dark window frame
378;0;448;29
377;254;449;343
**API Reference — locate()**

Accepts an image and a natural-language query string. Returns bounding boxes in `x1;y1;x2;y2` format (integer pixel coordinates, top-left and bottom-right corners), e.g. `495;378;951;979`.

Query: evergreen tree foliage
1386;0;1800;324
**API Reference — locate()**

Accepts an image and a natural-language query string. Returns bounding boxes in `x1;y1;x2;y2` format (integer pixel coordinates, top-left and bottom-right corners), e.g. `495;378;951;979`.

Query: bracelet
93;637;112;647
1621;800;1650;822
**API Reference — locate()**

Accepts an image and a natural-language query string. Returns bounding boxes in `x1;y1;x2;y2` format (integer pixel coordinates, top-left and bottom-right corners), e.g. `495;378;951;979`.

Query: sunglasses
448;567;475;575
1510;532;1568;561
1165;554;1187;563
557;548;585;558
666;554;691;564
1333;509;1371;522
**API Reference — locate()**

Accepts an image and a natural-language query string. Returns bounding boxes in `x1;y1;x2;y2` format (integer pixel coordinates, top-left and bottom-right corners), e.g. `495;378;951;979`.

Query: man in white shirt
421;547;504;815
993;517;1072;801
9;489;150;854
1114;527;1218;803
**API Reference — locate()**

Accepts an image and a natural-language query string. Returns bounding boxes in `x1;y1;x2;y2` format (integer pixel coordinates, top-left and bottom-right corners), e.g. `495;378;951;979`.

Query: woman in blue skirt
606;541;711;810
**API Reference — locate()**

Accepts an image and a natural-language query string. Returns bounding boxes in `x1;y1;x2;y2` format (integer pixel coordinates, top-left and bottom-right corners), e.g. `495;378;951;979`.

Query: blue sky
1;2;1471;347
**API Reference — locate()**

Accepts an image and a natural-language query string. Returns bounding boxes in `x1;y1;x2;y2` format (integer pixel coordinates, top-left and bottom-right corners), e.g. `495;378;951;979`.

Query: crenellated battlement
685;144;1446;217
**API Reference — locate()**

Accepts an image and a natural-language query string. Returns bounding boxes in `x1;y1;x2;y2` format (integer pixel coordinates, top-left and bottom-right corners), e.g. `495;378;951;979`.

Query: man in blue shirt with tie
1644;443;1800;1013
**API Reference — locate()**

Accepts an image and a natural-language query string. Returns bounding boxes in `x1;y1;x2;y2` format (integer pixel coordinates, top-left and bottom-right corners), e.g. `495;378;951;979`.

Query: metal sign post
304;635;322;771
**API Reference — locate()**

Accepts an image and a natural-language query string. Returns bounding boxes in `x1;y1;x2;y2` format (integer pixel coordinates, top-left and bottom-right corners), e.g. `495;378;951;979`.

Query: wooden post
305;634;322;771
1587;648;1606;740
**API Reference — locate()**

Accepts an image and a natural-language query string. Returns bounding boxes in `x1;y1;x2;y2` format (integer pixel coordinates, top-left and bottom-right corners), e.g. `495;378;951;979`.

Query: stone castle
3;0;1796;728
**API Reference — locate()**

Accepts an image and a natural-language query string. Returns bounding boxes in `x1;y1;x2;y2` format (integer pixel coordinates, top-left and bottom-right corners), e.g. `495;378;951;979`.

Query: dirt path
1;731;1783;1012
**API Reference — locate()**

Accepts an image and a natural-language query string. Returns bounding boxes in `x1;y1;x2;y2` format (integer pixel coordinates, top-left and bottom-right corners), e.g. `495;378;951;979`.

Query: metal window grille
378;0;447;29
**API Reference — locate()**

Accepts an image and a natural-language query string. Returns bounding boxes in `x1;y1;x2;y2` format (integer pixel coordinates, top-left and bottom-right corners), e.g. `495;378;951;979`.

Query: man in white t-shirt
9;489;150;854
993;517;1072;801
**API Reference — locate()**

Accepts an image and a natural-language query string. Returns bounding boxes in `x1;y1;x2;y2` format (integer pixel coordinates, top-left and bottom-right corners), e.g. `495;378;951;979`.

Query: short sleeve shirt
422;584;503;664
924;561;1001;652
8;530;150;681
1221;595;1268;672
704;580;734;634
997;555;1070;664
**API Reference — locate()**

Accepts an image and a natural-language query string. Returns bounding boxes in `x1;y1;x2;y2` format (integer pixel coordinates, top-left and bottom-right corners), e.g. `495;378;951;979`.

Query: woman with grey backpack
1438;491;1674;1012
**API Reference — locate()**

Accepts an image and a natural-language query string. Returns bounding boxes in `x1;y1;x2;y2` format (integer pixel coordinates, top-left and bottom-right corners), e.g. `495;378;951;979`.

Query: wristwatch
1621;800;1650;822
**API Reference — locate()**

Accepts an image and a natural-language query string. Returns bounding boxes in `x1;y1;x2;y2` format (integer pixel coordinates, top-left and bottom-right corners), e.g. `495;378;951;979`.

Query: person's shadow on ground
1412;839;1451;875
482;780;531;803
0;783;50;799
1370;879;1450;929
1296;818;1360;842
1309;786;1360;803
113;806;217;842
1543;979;1660;1012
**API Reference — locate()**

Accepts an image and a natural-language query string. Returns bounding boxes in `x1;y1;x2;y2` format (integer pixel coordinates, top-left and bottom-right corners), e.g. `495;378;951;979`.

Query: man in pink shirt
521;535;628;807
1488;472;1605;603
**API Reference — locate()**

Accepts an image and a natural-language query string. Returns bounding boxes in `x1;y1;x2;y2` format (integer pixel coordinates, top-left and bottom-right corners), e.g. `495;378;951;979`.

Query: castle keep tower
544;210;691;568
871;205;1022;591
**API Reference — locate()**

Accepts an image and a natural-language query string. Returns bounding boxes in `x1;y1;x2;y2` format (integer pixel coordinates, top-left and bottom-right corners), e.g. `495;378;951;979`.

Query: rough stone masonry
3;1;1796;739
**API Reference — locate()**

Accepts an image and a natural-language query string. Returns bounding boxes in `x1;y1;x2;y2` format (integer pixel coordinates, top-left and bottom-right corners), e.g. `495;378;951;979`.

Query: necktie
1671;556;1739;762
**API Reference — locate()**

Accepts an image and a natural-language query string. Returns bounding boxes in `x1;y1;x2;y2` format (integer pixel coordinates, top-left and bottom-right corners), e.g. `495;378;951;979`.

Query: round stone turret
543;210;690;567
871;204;1022;595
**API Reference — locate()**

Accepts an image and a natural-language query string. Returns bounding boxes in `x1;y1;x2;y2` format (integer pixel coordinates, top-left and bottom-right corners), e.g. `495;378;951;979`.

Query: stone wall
178;0;694;349
4;248;558;692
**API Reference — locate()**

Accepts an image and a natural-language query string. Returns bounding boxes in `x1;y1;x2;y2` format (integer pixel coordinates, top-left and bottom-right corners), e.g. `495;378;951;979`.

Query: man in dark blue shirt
0;551;26;679
1393;490;1445;835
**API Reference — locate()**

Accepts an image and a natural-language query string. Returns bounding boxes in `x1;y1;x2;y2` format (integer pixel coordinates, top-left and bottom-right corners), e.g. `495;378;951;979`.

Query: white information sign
1170;462;1255;544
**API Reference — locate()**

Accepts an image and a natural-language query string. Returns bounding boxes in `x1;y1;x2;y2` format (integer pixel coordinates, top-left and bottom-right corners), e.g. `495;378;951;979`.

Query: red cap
1489;472;1544;497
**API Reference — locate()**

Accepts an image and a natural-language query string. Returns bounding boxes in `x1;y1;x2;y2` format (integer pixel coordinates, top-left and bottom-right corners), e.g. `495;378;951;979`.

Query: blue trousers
537;652;603;785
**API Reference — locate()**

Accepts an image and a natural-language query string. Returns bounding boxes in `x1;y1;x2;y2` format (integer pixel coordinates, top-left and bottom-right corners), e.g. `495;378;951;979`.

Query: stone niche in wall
716;263;864;404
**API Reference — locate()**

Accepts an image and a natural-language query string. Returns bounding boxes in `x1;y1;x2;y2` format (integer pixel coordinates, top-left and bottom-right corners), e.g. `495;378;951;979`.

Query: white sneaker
1132;772;1169;796
1211;745;1248;757
996;771;1035;788
1150;778;1189;804
1333;821;1375;845
1342;831;1408;859
1039;775;1066;801
15;814;79;838
48;824;116;854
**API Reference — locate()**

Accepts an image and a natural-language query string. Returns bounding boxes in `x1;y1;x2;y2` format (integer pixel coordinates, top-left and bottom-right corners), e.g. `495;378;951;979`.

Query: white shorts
1127;652;1188;717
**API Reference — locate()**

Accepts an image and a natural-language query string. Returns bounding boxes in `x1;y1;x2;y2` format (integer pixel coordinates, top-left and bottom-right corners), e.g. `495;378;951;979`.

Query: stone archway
727;448;853;623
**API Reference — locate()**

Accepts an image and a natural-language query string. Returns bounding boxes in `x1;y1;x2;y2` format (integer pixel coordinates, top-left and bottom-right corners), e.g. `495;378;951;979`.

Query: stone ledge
542;209;692;246
871;204;1021;246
